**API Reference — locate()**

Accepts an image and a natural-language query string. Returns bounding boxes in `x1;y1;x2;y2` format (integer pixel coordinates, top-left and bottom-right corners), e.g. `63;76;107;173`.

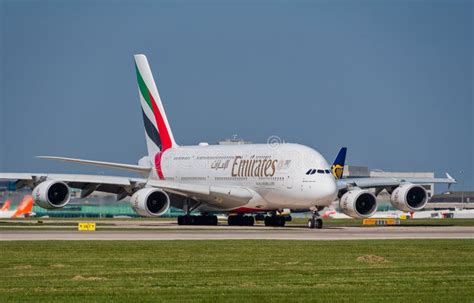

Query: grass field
0;240;473;302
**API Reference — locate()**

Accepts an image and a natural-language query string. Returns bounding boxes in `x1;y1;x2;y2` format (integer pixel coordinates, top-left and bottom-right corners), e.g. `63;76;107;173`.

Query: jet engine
390;184;428;212
32;180;71;209
339;189;377;218
130;188;170;217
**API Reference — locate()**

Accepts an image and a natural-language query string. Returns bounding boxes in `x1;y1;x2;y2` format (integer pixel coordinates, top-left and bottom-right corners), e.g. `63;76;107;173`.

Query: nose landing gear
308;210;323;229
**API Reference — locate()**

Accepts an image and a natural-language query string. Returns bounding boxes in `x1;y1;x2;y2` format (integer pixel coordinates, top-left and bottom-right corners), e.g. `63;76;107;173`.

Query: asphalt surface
1;226;473;241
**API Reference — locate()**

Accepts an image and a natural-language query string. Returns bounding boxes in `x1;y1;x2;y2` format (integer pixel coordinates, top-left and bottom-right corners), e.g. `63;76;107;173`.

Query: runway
1;226;473;241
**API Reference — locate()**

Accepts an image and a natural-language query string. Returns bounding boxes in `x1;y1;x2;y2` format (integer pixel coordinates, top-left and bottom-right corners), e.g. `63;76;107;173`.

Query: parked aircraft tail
331;147;347;180
12;196;33;218
1;199;11;211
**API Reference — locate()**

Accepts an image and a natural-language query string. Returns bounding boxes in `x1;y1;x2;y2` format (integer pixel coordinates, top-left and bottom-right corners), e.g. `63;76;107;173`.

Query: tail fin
1;200;11;211
134;54;177;158
12;196;33;218
331;147;347;180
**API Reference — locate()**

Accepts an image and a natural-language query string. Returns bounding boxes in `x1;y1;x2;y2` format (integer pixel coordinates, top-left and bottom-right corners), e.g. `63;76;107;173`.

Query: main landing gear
177;198;218;226
177;215;218;226
307;210;323;229
227;215;255;226
227;214;290;227
264;215;287;227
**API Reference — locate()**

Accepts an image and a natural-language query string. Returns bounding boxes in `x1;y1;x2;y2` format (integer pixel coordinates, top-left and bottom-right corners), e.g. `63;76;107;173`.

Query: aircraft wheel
278;216;286;227
248;216;255;226
308;218;315;229
315;218;323;229
179;215;191;225
228;215;239;226
243;216;254;226
264;216;271;226
209;215;218;226
195;216;204;225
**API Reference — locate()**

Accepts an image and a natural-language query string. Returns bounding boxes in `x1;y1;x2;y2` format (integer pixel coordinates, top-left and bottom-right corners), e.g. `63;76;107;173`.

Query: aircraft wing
336;173;456;191
0;173;145;199
0;173;254;209
36;156;151;174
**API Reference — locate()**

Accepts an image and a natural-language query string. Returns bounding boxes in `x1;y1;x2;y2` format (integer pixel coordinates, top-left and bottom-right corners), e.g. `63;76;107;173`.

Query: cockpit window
307;169;330;175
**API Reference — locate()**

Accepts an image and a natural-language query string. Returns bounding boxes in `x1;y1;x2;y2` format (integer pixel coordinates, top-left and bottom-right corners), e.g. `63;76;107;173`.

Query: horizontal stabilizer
37;156;151;174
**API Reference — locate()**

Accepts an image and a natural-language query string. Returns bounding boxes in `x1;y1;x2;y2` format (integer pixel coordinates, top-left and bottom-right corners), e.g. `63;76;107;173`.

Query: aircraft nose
321;176;338;202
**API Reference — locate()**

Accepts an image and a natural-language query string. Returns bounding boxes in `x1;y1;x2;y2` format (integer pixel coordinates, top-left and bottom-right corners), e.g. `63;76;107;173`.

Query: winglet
446;172;455;182
331;147;347;180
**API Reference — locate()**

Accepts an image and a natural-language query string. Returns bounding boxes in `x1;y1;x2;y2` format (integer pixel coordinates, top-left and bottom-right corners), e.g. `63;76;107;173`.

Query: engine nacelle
390;184;428;212
32;180;71;209
339;189;377;218
130;188;170;217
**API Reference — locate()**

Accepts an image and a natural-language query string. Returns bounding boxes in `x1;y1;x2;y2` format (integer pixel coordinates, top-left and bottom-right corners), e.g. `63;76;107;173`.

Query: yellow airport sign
78;223;96;231
363;218;400;225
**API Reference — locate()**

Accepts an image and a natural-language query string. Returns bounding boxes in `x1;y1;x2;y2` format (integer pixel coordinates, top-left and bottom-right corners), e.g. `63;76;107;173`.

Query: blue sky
0;0;472;190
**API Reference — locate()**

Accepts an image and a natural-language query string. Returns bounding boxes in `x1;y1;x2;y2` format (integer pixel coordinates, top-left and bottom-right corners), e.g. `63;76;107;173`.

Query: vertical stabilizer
12;196;33;218
134;54;177;159
331;147;347;180
0;200;10;211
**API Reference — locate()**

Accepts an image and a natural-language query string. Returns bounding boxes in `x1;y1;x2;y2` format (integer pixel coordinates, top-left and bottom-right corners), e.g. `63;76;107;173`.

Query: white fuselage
0;210;29;219
155;143;338;212
0;211;17;219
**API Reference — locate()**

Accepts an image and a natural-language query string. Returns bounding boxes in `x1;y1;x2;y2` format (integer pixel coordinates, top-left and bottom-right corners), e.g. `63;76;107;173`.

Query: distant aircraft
0;196;34;219
0;199;11;211
331;147;347;180
0;55;456;229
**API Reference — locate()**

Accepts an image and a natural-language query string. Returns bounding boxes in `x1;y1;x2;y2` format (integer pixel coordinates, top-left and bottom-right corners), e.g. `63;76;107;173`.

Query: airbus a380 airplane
0;55;456;228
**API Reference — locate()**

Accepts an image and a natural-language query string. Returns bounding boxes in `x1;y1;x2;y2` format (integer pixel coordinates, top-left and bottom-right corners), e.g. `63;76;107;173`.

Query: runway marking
1;226;473;241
